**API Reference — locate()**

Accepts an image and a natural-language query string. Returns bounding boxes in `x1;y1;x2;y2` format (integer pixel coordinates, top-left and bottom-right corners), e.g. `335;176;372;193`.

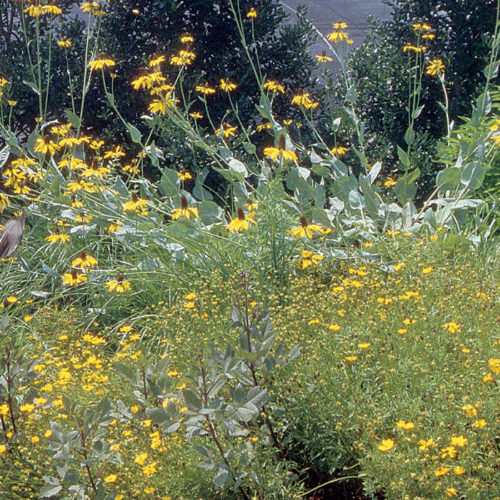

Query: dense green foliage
334;0;498;199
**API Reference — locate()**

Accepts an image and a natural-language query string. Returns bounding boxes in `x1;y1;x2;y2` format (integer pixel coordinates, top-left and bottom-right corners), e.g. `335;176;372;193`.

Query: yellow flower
289;216;326;239
105;275;131;293
426;59;445;76
149;54;166;67
171;196;199;220
384;178;397;188
58;39;72;48
403;44;427;53
413;22;432;32
189;112;203;120
473;419;486;428
378;438;395;452
422;266;433;274
316;50;333;63
72;251;98;270
462;404;478;417
220;78;237;92
291;92;319;109
418;438;435;451
89;54;116;71
0;444;6;455
263;80;285;94
264;147;297;162
180;34;194;43
134;452;148;466
327;23;353;44
328;324;341;331
246;8;257;18
196;83;216;95
177;171;193;181
434;466;450;477
450;435;467;447
487;358;500;373
396;420;415;430
331;146;348;156
215;123;237;138
444;321;461;334
226;208;257;232
104;474;117;483
453;466;465;475
445;488;458;498
35;135;61;155
62;270;87;286
441;446;457;459
358;343;370;349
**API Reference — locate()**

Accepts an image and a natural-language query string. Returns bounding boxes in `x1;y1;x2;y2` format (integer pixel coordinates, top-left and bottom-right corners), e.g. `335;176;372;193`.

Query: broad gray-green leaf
460;162;485;192
23;80;40;96
436;167;461;192
404;126;415;146
394;169;419;205
64;110;81;129
126;122;142;144
159;168;180;197
368;162;382;184
397;146;410;171
228;159;247;182
199;200;222;225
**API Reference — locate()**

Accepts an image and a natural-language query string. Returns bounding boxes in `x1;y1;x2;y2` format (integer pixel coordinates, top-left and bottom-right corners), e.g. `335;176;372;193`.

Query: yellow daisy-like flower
264;146;297;162
220;78;237;92
316;50;333;63
327;23;353;44
396;420;415;430
45;229;70;244
426;59;445;76
291;92;319;109
177;171;192;181
104;474;117;483
72;251;98;269
149;54;166;67
190;111;203;120
180;34;194;43
215;123;237;138
331;145;348;156
34;135;61;155
58;39;72;48
378;439;395;452
289;216;326;239
62;269;87;287
263;80;285;94
226;207;257;232
105;275;131;293
171;196;199;220
246;8;257;18
89;54;116;71
196;83;216;95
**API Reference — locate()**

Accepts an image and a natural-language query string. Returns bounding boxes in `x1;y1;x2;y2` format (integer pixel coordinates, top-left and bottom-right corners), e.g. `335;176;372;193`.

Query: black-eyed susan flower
195;83;216;95
45;228;70;244
426;59;445;76
291;91;319;109
263;80;285;94
72;251;98;269
327;22;353;44
105;274;131;293
34;135;61;155
289;216;325;239
58;39;72;48
89;54;116;71
226;207;257;232
316;50;333;63
171;195;199;220
62;269;87;286
215;123;237;138
220;78;237;92
149;54;166;67
123;193;148;214
263;143;297;162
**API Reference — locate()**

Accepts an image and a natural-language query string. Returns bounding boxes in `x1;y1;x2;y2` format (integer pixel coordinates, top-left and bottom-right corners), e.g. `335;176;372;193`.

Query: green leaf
228;159;248;182
397;146;410;171
126;122;142;144
404;126;415;147
483;61;499;80
213;467;229;488
394;169;419;205
159;168;180;197
23;80;40;96
39;485;62;498
461;162;485;192
183;389;202;411
198;200;222;225
64;110;82;129
436;167;461;192
243;142;256;155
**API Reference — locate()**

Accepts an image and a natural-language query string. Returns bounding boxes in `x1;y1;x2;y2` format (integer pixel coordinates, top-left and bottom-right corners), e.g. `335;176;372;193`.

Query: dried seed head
237;207;245;220
180;195;188;210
